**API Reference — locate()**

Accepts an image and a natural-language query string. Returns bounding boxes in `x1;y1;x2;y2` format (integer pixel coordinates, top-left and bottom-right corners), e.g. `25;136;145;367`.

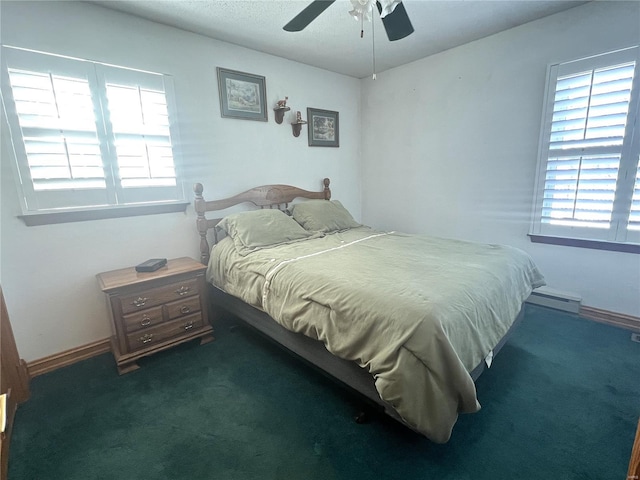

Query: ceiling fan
283;0;414;41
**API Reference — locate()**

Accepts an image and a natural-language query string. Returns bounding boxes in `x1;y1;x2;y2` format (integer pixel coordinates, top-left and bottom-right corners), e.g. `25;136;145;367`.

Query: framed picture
307;108;339;147
217;67;267;121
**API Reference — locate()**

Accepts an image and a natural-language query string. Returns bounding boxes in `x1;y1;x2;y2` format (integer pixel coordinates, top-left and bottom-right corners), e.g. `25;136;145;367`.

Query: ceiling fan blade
377;1;414;41
284;0;336;32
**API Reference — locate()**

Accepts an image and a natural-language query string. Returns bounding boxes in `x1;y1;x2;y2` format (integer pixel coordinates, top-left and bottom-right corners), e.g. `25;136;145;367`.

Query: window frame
0;46;187;225
530;46;640;252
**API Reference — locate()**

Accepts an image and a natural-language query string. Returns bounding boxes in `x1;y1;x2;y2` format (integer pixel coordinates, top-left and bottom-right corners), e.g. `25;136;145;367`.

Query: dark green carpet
9;304;640;480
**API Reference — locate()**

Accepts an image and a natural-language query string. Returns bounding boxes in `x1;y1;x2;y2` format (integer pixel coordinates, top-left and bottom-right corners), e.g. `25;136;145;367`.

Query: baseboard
580;306;640;333
27;338;111;378
24;305;640;377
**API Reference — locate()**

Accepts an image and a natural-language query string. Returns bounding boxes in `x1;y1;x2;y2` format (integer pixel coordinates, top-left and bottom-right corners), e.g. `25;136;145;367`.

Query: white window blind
630;158;640;231
532;47;640;246
1;46;184;214
8;69;105;192
106;83;176;188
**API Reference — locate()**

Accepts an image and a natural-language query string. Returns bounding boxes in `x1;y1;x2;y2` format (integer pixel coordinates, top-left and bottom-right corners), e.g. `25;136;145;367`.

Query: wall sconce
291;111;307;137
273;97;290;124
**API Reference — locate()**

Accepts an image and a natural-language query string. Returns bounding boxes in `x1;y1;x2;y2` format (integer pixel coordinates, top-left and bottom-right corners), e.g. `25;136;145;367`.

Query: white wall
0;1;362;361
360;1;640;316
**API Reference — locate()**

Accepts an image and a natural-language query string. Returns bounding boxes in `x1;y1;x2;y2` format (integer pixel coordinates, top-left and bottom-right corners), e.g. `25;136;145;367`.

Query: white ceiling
88;0;588;78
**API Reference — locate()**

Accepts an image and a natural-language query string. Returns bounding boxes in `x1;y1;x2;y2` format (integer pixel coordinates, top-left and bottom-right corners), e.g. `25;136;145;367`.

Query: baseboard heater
526;286;582;314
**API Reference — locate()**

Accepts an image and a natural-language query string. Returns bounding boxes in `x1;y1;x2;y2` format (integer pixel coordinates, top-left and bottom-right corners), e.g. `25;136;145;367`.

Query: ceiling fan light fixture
349;0;400;22
284;0;413;42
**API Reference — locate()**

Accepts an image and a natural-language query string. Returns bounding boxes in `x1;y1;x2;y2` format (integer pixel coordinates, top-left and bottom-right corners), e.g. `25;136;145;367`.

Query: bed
193;178;545;443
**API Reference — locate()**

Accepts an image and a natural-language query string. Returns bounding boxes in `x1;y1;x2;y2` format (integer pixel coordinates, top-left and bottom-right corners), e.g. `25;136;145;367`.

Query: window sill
19;202;190;226
528;234;640;254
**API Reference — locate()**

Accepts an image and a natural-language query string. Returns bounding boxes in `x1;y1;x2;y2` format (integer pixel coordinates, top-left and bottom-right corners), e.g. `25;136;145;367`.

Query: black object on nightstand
135;258;167;272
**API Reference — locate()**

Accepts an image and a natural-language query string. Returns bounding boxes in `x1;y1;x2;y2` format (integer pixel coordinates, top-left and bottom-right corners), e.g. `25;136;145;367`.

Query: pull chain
372;13;377;80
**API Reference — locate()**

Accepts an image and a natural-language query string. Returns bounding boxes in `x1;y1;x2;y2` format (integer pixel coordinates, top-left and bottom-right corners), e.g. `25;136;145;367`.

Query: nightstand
97;257;214;374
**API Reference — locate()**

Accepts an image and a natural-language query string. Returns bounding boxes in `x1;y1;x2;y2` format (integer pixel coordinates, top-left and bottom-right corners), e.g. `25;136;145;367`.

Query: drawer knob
180;305;191;314
132;297;148;308
176;286;190;296
140;316;152;327
183;321;194;330
139;333;153;344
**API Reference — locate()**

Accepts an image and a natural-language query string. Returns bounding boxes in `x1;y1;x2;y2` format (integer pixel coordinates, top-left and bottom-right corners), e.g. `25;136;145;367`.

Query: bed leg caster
354;411;369;424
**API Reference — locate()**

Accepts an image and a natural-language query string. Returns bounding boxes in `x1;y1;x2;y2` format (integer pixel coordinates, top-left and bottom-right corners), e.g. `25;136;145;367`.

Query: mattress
207;227;545;442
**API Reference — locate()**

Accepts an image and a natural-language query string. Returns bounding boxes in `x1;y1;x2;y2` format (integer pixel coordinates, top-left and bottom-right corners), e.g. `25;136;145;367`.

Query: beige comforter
207;227;545;442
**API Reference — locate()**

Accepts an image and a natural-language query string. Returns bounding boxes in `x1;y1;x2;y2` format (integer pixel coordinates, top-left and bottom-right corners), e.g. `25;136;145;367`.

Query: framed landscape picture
217;67;267;121
307;108;339;147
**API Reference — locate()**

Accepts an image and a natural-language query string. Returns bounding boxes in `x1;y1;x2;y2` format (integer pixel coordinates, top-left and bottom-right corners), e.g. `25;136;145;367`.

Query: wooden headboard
193;178;331;264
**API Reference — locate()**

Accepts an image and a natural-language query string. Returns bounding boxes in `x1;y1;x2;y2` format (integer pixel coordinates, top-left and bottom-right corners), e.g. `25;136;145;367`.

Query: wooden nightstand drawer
126;313;203;351
166;295;201;320
123;306;164;333
120;278;200;314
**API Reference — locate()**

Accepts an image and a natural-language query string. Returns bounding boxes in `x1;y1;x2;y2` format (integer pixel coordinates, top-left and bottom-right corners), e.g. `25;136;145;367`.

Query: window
531;47;640;250
1;46;186;223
